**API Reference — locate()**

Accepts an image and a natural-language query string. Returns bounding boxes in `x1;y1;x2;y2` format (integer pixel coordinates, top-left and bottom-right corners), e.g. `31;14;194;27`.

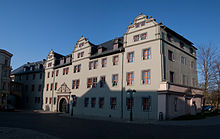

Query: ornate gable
57;83;71;93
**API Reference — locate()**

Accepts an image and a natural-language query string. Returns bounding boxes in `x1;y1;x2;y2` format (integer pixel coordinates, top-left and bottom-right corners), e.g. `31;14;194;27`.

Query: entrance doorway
59;98;68;113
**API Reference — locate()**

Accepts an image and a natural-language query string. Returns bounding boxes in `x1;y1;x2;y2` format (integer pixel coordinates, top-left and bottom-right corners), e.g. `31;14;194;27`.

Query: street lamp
71;95;76;117
127;89;136;121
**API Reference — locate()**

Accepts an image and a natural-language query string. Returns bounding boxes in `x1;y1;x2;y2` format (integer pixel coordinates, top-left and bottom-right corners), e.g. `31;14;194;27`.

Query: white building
12;61;45;110
43;14;202;120
0;49;13;110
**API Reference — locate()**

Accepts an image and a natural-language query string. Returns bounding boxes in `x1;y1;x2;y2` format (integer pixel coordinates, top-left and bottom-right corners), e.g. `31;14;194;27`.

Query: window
94;60;98;69
63;68;69;75
84;98;89;107
174;97;178;112
77;65;81;72
135;23;140;28
73;97;77;107
99;98;104;108
180;41;184;48
33;74;35;80
112;74;118;86
167;34;172;42
100;76;105;88
142;70;150;84
26;75;29;80
48;62;52;67
81;52;84;57
102;58;107;67
55;83;58;90
91;98;96;108
98;48;102;53
127;52;134;63
46;84;49;91
38;84;42;91
142;97;151;111
60;59;64;65
140;21;145;26
191;61;195;69
32;85;35;92
72;80;75;89
46;97;48;104
66;57;71;63
49;97;52;104
56;70;59;76
79;42;84;47
87;78;92;88
113;44;118;50
168;50;173;61
92;77;97;88
77;53;80;58
25;85;28;92
170;71;174;83
74;66;77;73
181;56;186;65
110;97;116;109
190;48;193;54
52;71;54;77
126;98;133;110
127;72;134;86
54;98;56;105
113;55;119;65
50;83;53;90
133;35;139;42
143;48;151;60
182;75;187;85
48;72;50;78
76;80;80;89
66;68;69;74
140;33;147;40
89;62;93;70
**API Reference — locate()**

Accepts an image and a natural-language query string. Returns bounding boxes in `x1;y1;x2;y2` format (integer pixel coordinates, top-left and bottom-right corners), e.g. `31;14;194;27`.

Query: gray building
43;14;202;120
11;61;45;110
0;49;13;110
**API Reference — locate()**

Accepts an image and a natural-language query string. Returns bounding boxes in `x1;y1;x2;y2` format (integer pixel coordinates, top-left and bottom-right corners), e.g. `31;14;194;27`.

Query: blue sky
0;0;220;69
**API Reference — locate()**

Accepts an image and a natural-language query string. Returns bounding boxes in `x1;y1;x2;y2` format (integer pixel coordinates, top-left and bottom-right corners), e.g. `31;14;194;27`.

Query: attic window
60;59;64;65
140;21;145;26
98;48;102;53
180;41;184;48
167;34;172;42
190;48;194;54
66;57;71;63
113;44;118;50
79;42;84;47
135;23;140;28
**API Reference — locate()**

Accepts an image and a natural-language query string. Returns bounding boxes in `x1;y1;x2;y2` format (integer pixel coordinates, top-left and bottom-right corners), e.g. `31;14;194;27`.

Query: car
202;106;215;111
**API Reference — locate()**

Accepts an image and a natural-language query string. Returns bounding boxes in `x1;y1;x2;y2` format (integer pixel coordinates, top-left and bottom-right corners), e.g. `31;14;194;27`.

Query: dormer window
190;48;194;54
98;48;102;54
79;42;84;47
140;21;145;26
167;34;172;42
60;59;64;65
113;44;118;50
135;23;140;28
180;41;184;48
24;67;26;72
48;62;52;67
66;57;70;63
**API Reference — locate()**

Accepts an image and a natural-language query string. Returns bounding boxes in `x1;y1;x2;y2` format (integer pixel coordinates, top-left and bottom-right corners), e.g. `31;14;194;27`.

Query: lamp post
127;89;136;121
71;95;76;117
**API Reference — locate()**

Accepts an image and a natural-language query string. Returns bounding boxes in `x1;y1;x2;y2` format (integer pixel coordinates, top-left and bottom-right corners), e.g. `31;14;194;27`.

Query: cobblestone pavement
0;111;220;139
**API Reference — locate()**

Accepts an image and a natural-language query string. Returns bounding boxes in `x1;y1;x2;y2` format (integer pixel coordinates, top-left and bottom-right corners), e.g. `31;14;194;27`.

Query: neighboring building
43;14;202;120
11;61;45;110
0;49;13;110
9;81;22;108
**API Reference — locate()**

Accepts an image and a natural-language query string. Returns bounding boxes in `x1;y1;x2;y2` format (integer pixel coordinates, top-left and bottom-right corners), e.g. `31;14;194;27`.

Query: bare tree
197;45;217;107
212;58;220;111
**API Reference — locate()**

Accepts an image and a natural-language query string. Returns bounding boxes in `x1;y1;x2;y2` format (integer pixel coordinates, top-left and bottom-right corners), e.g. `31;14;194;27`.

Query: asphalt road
0;111;219;139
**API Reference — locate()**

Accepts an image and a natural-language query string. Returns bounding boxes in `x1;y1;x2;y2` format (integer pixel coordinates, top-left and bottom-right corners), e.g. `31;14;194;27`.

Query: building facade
43;14;202;120
0;49;13;110
11;61;45;110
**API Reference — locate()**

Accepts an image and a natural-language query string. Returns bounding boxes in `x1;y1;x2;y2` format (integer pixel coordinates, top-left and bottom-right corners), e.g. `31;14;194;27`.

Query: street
0;111;219;139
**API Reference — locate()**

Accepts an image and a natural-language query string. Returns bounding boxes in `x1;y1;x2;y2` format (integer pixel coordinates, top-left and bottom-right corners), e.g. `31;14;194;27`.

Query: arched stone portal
59;98;68;113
